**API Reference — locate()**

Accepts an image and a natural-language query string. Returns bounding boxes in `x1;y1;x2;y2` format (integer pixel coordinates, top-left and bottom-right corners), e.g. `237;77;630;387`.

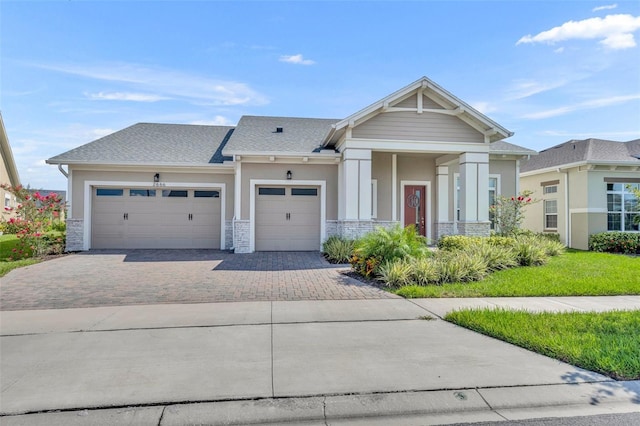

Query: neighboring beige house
520;138;640;250
1;113;21;220
47;77;535;252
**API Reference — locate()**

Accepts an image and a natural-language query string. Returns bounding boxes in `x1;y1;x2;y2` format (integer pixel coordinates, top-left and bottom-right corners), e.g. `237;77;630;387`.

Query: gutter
57;164;68;178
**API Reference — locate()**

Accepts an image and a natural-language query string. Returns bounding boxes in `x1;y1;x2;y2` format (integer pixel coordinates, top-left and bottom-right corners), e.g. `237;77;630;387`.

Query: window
291;188;317;196
258;187;285;196
130;189;156;197
4;194;10;208
194;190;220;198
543;185;558;194
96;188;123;196
162;190;188;197
544;200;558;230
607;183;639;231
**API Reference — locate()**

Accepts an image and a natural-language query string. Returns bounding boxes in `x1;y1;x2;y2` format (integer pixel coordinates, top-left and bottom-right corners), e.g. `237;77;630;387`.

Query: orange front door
404;185;426;236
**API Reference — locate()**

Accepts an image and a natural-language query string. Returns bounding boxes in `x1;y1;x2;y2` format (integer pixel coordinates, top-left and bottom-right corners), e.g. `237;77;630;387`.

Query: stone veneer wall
232;220;251;253
65;218;84;251
333;220;398;240
434;222;456;242
457;221;491;237
224;220;234;250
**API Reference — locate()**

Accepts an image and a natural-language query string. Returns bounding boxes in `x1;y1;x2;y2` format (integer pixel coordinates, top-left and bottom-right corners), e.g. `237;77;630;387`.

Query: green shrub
437;251;488;283
487;235;517;248
350;225;428;278
539;238;566;257
378;258;414;288
514;237;549;266
322;235;355;264
437;235;482;251
589;232;640;255
466;243;518;272
412;257;441;285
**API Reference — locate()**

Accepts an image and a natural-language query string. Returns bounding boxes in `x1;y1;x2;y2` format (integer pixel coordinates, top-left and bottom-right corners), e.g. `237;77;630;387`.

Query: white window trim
400;180;431;242
606;183;640;232
4;194;11;208
544;199;558;231
84;181;226;250
249;179;326;253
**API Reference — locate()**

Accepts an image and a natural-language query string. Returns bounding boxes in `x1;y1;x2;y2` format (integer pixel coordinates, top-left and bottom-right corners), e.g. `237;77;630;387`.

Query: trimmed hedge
589;232;640;255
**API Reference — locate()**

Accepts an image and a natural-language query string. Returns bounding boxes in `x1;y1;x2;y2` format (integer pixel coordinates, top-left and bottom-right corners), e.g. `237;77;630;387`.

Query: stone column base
457;221;491;237
434;222;456;241
232;220;250;253
332;220;399;240
65;218;84;251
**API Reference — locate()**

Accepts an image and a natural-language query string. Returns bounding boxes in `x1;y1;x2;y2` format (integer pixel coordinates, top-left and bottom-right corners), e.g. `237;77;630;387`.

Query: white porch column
341;148;372;220
459;152;490;236
436;165;449;222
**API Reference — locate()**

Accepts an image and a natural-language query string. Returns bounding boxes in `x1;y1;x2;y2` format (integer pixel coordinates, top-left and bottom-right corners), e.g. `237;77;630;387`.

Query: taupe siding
352;111;484;143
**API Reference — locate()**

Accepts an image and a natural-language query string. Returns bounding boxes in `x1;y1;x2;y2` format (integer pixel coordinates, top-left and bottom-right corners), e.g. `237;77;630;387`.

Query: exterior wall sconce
154;173;160;183
286;170;292;180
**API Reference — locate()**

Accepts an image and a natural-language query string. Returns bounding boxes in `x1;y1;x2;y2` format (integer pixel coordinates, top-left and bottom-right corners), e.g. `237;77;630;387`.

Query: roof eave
0;114;21;186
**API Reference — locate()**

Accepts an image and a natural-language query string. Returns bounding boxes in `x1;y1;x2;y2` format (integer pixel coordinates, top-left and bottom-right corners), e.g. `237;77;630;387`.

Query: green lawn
0;234;39;277
445;309;640;380
395;250;640;298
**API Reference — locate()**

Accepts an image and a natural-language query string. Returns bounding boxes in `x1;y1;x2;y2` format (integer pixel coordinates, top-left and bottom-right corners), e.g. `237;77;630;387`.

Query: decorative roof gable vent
274;127;283;133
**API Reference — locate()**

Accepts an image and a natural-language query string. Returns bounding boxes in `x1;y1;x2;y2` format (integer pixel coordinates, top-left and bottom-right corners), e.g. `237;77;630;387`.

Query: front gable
326;77;512;148
352;92;485;143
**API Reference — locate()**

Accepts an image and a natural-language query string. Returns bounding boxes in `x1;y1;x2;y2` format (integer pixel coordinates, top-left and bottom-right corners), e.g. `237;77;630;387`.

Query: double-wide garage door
255;186;320;251
92;187;221;249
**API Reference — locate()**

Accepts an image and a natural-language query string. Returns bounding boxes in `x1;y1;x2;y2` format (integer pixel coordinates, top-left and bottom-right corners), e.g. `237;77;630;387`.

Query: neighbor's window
4;194;10;208
544;199;558;230
543;185;558;194
607;183;639;231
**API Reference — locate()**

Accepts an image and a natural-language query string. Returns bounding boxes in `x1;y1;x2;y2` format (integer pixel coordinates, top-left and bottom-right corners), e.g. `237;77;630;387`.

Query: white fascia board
344;138;490;154
66;163;235;173
224;150;338;157
47;160;234;168
519;160;640;177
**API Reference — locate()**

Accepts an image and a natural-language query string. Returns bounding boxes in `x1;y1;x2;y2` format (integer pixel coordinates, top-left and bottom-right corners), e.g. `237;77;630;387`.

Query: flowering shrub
589;232;640;255
489;190;537;237
1;184;66;258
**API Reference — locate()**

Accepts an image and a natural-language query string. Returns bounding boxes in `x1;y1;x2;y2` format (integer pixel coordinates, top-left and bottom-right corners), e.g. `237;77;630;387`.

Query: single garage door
92;187;221;249
255;186;320;251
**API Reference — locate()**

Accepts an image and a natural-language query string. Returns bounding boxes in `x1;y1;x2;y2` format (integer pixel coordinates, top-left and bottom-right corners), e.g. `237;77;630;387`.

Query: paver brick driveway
0;250;397;310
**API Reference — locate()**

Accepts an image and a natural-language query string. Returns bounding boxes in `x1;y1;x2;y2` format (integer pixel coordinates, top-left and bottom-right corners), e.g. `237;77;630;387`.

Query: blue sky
2;0;640;191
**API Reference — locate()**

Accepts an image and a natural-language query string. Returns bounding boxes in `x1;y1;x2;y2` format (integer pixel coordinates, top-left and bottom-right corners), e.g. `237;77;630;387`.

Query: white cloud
522;93;640;119
506;79;569;100
190;116;234;126
470;101;497;114
85;92;168;102
593;4;617;12
517;14;640;50
279;54;316;65
38;62;269;106
554;47;564;53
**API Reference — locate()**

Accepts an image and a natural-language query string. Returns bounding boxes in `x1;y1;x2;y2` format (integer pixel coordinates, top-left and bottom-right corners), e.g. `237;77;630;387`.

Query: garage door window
130;189;156;197
96;188;123;196
291;188;317;196
258;187;285;196
194;190;220;198
162;190;188;197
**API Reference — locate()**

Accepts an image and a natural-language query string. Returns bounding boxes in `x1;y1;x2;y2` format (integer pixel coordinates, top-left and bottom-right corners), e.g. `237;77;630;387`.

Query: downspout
57;164;69;178
558;168;570;248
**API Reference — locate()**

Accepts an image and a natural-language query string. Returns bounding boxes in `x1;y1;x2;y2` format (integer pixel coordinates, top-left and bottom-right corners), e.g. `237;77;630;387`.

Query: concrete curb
2;382;639;425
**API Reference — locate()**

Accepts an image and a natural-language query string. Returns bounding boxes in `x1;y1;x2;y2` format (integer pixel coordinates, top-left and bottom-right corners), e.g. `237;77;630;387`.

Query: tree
489;190;537;236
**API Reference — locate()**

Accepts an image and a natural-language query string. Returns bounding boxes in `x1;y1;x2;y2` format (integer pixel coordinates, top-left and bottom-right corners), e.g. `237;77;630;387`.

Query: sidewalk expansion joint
156;406;167;426
405;298;444;319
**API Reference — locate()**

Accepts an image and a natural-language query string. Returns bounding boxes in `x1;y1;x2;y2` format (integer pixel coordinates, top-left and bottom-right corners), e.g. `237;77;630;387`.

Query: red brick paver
0;250;397;310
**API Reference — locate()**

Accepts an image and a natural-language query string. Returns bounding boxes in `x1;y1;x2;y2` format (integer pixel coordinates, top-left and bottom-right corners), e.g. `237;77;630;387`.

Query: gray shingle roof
520;138;640;172
489;140;537;155
222;116;339;155
47;123;235;165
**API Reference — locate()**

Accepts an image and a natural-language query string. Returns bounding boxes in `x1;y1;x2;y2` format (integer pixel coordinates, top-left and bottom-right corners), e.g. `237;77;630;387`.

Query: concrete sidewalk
1;297;639;424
